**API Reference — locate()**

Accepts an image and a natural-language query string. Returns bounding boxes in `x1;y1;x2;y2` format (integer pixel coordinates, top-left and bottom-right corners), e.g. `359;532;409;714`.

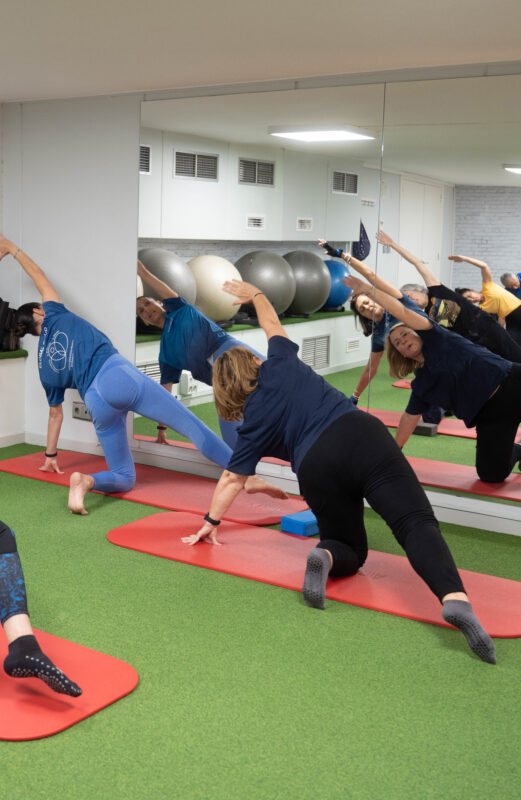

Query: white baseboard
0;432;25;447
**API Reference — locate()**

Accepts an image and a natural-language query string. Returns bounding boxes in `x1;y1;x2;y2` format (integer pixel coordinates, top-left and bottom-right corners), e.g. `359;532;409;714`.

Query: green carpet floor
2;362;521;799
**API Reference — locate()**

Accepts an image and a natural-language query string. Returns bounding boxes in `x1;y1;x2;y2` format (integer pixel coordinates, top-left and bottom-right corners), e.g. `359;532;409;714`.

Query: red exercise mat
408;456;521;502
392;379;412;389
107;512;521;637
134;435;290;465
362;408;478;439
0;451;305;525
0;630;138;741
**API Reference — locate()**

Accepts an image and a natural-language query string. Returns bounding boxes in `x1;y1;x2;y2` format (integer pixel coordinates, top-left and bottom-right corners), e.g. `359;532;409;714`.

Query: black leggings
474;363;521;482
297;411;465;602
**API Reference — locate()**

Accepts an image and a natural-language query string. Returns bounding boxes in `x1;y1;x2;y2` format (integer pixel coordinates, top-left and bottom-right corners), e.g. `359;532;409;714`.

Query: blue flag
351;221;371;261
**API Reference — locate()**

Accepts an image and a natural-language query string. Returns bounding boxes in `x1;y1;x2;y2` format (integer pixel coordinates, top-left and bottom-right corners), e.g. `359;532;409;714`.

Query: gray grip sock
302;548;331;610
442;600;496;664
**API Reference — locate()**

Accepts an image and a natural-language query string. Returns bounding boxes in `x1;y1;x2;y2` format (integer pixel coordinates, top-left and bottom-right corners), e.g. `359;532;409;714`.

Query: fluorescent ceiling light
268;126;374;143
503;164;521;174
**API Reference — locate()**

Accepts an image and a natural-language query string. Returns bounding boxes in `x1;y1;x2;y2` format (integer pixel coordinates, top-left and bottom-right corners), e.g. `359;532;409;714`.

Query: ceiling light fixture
268;126;374;143
503;164;521;174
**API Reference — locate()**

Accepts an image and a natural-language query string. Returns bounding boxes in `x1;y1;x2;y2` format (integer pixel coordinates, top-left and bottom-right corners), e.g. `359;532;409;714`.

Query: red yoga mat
134;435;290;465
107;512;521;637
363;408;478;439
0;451;305;525
392;379;412;389
0;630;138;741
408;456;521;502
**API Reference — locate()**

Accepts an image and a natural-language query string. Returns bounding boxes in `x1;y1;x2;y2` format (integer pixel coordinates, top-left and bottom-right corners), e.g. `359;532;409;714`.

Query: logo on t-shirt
46;331;70;373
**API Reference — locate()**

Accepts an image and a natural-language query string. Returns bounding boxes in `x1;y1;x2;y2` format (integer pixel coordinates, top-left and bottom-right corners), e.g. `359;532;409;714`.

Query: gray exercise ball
235;250;296;315
283;251;332;315
138;248;197;305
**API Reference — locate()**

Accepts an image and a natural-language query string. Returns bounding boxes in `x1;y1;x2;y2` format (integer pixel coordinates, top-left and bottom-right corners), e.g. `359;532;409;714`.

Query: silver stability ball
138;248;197;305
235;250;296;315
283;251;332;315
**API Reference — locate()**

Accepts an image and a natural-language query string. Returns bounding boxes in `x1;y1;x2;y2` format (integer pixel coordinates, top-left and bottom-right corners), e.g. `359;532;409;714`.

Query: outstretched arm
0;235;59;302
449;255;493;284
319;238;402;299
352;351;383;403
377;230;438;287
345;275;432;331
137;260;178;299
223;280;287;340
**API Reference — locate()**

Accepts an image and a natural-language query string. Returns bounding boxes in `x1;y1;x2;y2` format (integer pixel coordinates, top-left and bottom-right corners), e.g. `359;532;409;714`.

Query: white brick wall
453;186;521;289
138;238;345;264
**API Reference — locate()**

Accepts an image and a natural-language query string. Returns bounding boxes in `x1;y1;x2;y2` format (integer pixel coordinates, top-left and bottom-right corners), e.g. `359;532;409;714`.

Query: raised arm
0;235;59;302
449;255;493;284
377;230;438;287
319;238;402;299
137;260;178;299
345;275;432;331
223;280;288;340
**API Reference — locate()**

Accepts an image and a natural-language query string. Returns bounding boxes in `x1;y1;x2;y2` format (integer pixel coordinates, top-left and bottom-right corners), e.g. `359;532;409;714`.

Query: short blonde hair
385;323;419;378
213;347;260;422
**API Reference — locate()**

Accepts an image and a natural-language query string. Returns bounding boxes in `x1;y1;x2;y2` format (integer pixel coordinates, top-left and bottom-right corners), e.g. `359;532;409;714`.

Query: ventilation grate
346;338;360;352
139;145;151;174
239;159;275;186
332;171;358;195
174;151;218;180
301;335;330;369
247;215;266;230
296;218;313;232
136;361;162;382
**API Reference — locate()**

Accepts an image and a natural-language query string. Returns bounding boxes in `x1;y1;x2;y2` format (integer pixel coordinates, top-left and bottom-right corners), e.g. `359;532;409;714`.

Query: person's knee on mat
317;540;364;577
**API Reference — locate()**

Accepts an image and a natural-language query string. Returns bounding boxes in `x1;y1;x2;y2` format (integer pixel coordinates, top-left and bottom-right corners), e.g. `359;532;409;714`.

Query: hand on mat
155;429;172;446
181;521;222;546
39;456;64;474
222;279;260;306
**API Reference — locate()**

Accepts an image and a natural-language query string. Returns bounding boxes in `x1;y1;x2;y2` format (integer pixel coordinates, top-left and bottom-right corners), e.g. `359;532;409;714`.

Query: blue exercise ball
323;259;351;309
283;251;331;316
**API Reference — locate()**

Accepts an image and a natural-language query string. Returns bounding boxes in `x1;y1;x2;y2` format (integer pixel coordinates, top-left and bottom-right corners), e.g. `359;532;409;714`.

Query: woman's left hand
343;275;365;293
222;279;260;305
181;521;222;546
39;456;64;475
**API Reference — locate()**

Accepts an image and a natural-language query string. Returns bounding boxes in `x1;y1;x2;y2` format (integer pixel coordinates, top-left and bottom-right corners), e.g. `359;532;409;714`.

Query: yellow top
480;281;521;318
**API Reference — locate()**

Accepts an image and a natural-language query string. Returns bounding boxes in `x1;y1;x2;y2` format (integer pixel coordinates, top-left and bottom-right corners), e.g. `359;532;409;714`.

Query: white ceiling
1;0;520;103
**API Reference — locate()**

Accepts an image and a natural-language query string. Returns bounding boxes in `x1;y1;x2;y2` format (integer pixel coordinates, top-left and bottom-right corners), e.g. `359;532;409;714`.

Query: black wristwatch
204;512;221;526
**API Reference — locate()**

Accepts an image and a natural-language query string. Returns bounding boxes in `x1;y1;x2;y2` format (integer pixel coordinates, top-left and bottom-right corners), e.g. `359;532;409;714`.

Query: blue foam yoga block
280;509;318;537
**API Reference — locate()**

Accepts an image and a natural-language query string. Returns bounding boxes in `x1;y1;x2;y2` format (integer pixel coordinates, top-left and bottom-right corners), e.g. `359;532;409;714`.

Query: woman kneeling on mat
345;270;521;483
136;259;264;449
182;279;495;664
0;519;82;696
0;235;281;515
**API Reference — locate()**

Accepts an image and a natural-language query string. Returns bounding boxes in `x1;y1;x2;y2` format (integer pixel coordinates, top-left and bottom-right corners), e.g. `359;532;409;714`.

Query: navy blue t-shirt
159;296;229;386
38;302;117;406
405;323;511;426
371;295;425;352
506;273;521;300
226;336;354;475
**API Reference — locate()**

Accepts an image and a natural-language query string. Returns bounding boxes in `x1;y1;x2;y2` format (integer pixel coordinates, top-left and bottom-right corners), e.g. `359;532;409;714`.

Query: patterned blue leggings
0;522;28;625
84;354;232;493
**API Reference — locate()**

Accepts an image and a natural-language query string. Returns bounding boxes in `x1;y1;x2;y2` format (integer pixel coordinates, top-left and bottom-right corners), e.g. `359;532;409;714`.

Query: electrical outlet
72;401;91;421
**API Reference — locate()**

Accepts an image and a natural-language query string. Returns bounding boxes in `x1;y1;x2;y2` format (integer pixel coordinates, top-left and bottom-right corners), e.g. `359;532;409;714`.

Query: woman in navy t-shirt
136;259;263;449
181;278;495;665
346;273;521;484
1;234;235;514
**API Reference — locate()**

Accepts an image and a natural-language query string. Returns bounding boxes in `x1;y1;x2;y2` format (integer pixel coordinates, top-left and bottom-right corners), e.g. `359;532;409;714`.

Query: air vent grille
332;171;358;195
346;338;360;352
239;159;275;186
139;145;151;174
136;360;161;382
297;218;313;232
301;335;330;369
174;151;218;180
247;215;266;230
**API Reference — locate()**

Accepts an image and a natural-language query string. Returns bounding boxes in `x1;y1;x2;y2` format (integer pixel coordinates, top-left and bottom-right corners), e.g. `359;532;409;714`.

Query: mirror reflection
134;83;386;453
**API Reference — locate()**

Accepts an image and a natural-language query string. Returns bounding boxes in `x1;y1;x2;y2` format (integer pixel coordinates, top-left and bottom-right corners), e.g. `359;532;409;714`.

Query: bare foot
68;472;95;515
244;475;288;499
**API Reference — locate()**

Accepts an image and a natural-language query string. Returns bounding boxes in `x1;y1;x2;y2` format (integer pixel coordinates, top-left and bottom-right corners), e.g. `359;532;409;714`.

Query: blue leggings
212;337;264;449
0;522;28;625
84;354;232;493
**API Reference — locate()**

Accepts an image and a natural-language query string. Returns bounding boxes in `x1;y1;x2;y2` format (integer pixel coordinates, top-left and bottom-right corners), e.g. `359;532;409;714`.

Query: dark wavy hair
454;287;472;296
349;292;375;337
14;302;41;337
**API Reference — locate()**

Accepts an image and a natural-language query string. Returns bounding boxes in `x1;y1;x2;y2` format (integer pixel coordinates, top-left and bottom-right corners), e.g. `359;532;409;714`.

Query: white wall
1;94;142;449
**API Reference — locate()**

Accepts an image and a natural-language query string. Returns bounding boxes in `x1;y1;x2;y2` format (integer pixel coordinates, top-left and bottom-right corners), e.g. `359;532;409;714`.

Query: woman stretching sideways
181;279;495;664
